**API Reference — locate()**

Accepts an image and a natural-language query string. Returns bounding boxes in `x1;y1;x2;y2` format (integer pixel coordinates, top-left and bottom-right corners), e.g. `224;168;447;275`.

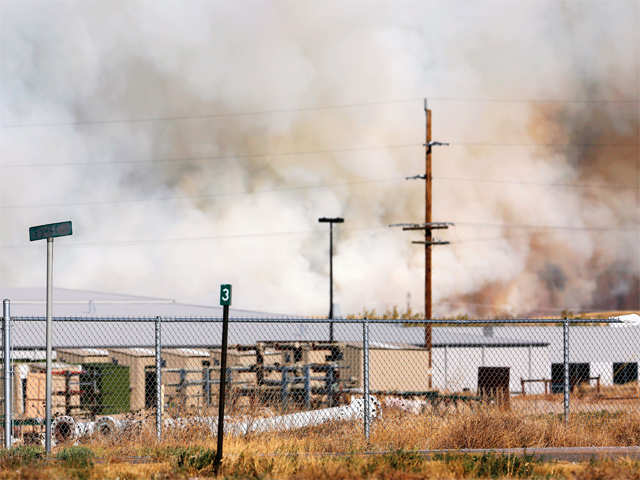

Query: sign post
29;221;72;454
213;284;231;475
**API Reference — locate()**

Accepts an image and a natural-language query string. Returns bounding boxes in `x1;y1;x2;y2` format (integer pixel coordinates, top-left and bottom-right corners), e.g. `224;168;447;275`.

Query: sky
1;0;639;316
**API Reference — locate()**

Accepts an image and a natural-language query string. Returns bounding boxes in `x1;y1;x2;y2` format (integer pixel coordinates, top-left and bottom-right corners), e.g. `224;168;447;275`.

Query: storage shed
162;348;211;408
80;363;130;415
343;342;430;391
56;348;110;365
24;362;82;417
109;348;156;411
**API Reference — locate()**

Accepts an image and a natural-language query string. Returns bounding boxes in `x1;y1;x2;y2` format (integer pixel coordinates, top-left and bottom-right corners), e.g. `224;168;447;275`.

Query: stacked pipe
48;395;379;443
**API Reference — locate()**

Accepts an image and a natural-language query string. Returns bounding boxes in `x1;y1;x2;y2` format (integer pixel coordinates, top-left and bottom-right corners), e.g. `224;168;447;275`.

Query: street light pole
318;217;344;342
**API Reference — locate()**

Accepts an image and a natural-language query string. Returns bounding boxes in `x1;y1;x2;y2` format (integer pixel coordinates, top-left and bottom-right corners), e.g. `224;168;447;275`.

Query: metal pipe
563;317;570;425
3;299;11;448
155;316;162;441
69;396;381;441
363;319;370;442
230;396;380;435
45;237;53;454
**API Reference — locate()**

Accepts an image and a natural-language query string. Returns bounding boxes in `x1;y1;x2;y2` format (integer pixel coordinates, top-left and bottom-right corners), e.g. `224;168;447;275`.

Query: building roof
56;348;109;356
110;348;155;357
463;326;640;363
0;287;278;318
0;288;553;351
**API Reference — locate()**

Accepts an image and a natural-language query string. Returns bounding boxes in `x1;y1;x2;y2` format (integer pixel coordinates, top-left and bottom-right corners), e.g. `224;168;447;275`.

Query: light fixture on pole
318;217;344;342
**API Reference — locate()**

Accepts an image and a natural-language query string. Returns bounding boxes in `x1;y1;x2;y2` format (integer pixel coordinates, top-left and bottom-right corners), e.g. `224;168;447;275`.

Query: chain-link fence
1;308;639;452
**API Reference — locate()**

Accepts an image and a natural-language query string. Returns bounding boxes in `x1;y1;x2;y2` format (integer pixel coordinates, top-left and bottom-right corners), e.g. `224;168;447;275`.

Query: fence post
203;366;211;407
3;299;11;449
155;316;162;441
563;317;569;425
280;367;289;411
362;318;370;442
444;345;448;391
303;365;311;409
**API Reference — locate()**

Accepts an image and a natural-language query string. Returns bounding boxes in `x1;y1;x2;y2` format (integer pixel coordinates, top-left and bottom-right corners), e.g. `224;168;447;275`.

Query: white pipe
229;396;380;435
65;396;380;441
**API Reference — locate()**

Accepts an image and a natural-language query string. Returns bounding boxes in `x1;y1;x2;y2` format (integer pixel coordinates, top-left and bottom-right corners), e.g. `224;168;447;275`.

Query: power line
434;176;635;190
429;97;639;105
0;143;422;168
0;172;633;210
0;220;633;250
0;177;405;210
3;141;636;170
3;95;638;130
452;220;637;232
0;225;391;250
450;141;637;148
0;98;423;129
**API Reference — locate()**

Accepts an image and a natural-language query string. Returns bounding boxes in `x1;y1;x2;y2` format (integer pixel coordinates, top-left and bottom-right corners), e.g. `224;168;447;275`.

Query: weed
172;446;217;472
56;446;95;468
379;449;424;472
436;453;541;478
0;445;45;468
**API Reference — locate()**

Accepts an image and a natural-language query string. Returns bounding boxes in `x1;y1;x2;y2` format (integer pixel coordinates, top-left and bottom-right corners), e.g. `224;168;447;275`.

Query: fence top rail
6;316;624;324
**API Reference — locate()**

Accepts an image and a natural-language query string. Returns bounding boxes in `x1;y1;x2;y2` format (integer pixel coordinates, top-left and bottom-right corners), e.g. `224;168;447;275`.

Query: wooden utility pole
390;98;452;389
425;101;433;354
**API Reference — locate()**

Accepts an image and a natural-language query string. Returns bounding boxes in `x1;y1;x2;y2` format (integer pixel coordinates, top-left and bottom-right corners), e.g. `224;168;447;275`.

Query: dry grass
5;404;640;478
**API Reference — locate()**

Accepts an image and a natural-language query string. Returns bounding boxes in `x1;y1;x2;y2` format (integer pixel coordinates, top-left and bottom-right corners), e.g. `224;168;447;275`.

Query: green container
80;363;130;415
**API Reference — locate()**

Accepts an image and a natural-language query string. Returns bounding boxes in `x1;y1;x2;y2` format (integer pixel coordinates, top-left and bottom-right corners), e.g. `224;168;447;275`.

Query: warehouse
430;328;550;394
3;287;639;411
487;325;640;392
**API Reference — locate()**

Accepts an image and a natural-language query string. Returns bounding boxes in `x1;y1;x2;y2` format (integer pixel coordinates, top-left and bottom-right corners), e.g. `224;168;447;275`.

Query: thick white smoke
0;0;638;316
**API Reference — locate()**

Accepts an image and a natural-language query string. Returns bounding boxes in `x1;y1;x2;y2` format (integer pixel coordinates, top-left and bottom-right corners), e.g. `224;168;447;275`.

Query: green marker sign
220;284;232;306
29;221;73;242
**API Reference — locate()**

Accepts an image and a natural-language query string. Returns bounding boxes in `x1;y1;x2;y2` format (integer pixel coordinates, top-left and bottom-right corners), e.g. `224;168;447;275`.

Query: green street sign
220;284;232;306
29;221;73;242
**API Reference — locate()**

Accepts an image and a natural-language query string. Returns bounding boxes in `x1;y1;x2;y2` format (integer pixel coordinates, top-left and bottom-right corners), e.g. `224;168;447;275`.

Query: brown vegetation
5;405;640;478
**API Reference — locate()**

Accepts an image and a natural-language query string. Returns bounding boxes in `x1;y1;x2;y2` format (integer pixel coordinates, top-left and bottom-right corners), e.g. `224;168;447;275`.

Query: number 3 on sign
220;284;232;306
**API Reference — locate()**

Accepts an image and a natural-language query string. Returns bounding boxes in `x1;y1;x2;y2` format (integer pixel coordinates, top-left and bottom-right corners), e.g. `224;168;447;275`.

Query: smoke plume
0;0;638;316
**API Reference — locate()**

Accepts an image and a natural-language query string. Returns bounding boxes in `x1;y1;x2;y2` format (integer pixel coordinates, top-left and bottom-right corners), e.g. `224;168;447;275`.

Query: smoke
0;0;638;316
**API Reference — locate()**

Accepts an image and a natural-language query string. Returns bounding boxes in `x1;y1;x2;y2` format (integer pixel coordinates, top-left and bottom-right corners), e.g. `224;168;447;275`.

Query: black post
213;303;229;475
318;217;343;343
329;222;333;341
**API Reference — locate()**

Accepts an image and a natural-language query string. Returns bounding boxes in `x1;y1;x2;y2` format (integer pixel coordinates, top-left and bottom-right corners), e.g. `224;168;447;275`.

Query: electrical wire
0;177;405;209
0;143;422;169
450;221;637;232
433;176;635;190
0;98;424;129
3;95;638;129
0;225;392;250
1;141;634;169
